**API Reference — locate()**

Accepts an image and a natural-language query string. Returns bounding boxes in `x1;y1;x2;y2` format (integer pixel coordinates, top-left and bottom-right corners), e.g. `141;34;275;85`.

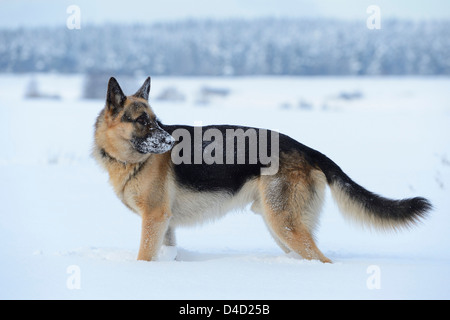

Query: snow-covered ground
0;74;449;299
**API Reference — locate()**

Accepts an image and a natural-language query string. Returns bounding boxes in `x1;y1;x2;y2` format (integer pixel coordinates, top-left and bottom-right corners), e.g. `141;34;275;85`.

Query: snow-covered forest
1;18;449;76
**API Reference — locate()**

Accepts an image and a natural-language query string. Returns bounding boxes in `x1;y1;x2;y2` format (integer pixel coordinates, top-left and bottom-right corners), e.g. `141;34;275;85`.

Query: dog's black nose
165;135;175;146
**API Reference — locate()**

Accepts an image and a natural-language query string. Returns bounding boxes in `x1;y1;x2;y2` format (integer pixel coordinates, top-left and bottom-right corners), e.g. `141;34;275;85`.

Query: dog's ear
133;76;151;100
106;77;126;115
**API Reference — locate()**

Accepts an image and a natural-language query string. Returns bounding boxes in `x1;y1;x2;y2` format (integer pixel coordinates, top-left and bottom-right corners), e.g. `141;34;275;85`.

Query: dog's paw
157;245;178;261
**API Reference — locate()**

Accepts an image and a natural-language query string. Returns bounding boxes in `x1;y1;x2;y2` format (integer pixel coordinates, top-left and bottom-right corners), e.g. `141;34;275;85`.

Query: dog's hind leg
259;168;331;263
267;226;291;254
263;204;331;263
251;199;291;253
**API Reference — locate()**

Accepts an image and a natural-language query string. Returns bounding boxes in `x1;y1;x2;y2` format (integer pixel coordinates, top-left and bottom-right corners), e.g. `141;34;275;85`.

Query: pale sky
0;0;449;28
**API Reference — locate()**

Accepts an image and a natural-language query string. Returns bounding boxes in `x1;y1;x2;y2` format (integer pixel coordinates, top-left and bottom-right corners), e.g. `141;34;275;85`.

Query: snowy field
0;74;449;300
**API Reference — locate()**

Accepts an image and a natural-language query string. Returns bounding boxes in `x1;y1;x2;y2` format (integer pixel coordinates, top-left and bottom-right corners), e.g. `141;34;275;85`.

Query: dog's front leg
137;208;170;261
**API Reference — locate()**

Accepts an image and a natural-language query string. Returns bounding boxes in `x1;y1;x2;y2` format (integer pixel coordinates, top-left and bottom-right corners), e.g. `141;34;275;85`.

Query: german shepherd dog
93;77;431;263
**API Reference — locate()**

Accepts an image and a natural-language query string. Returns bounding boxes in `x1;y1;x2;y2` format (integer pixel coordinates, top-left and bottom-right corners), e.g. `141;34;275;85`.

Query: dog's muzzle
132;129;175;154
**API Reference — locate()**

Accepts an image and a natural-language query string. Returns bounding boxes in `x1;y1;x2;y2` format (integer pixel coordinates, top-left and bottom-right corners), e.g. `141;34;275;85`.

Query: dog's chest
107;163;145;214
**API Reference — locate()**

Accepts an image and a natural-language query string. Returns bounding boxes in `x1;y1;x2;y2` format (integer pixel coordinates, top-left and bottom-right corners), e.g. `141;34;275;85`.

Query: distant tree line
1;18;449;76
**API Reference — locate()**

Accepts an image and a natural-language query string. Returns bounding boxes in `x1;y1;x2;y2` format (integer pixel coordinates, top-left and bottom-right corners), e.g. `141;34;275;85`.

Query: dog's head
94;77;174;163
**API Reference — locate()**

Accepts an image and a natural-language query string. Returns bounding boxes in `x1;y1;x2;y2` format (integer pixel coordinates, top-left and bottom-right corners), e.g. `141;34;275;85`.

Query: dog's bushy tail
308;148;432;231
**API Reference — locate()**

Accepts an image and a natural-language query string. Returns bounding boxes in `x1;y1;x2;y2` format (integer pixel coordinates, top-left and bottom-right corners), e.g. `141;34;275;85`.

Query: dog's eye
135;115;149;126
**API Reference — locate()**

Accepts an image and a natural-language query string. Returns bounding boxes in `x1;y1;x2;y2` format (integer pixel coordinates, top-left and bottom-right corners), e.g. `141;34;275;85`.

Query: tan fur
94;92;176;260
256;151;331;263
138;204;171;261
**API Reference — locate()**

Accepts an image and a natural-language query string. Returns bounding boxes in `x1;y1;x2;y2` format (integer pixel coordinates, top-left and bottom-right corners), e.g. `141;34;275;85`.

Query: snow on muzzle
132;127;175;154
